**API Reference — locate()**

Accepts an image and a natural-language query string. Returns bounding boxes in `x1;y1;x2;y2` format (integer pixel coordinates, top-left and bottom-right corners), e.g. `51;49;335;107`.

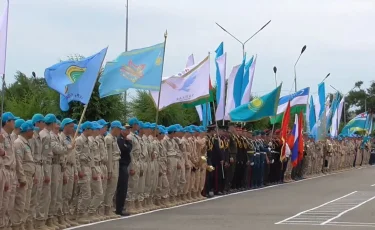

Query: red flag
280;101;291;161
298;111;304;163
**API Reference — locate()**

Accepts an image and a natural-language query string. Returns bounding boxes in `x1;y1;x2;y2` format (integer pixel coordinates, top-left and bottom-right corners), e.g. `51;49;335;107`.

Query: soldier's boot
198;191;205;200
147;198;155;210
20;224;25;230
176;195;182;205
180;194;186;204
169;196;176;206
96;212;106;221
65;216;78;227
144;199;151;212
76;214;90;225
59;216;70;228
25;220;35;230
53;217;65;229
134;200;142;214
126;201;136;215
46;218;59;230
11;225;20;230
161;197;170;208
154;198;161;208
104;207;112;220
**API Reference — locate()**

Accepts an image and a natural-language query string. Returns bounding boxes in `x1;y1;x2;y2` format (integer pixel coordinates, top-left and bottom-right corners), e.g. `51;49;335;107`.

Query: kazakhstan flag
99;42;165;98
229;84;282;122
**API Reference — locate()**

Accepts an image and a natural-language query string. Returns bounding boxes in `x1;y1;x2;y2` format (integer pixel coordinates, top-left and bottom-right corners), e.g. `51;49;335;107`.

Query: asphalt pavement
68;166;375;230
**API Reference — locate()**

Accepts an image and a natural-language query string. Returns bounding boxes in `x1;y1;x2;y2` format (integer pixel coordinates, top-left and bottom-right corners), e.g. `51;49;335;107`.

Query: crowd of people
0;111;372;230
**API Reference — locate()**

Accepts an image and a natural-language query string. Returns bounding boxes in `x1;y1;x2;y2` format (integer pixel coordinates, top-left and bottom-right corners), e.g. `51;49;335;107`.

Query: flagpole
154;31;168;126
0;0;9;130
123;0;129;119
73;47;109;140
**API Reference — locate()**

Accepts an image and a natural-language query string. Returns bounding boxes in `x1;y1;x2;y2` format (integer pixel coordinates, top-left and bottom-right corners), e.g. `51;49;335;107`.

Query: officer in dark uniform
116;124;132;216
213;127;225;195
233;126;245;190
205;124;218;198
227;124;238;192
269;131;282;184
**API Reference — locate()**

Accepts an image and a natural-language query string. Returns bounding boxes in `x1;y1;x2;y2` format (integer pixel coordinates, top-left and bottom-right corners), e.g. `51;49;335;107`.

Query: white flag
185;54;202;121
151;56;210;110
224;65;240;120
240;55;257;105
0;0;9;75
215;53;226;121
330;97;345;137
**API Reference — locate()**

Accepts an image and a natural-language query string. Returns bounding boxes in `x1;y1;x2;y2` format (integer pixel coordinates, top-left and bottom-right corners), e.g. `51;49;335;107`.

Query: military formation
0;112;372;230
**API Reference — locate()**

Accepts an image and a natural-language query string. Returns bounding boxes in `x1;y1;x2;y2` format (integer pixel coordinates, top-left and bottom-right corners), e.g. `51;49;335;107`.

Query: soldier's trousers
145;161;152;199
270;157;281;183
89;168;103;214
49;163;63;218
100;164;108;210
167;156;178;198
1;168;16;228
38;163;52;221
10;173;33;226
156;159;168;200
0;168;5;228
152;160;159;198
137;160;147;202
214;163;224;194
233;162;245;189
225;161;235;191
280;158;288;182
105;161;119;208
251;155;259;187
77;166;91;214
63;164;75;216
243;164;250;189
184;167;191;195
126;161;140;202
199;165;206;193
32;164;43;221
178;158;186;196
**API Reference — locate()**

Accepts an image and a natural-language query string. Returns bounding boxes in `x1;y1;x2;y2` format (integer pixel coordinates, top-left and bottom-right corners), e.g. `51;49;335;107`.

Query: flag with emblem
150;55;210;110
0;0;9;75
340;112;368;136
270;87;310;124
44;47;108;111
229;83;282;122
99;42;165;98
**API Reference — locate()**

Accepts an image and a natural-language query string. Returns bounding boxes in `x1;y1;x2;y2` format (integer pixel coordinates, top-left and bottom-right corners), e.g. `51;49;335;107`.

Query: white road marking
320;195;375;225
66;166;367;230
371;184;375;187
274;191;357;224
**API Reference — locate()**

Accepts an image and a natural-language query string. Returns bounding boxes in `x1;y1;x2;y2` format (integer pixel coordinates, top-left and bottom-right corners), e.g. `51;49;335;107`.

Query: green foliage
129;90;199;126
346;80;374;116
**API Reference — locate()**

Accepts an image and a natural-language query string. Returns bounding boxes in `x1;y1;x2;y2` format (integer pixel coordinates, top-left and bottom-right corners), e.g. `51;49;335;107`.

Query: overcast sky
3;0;375;98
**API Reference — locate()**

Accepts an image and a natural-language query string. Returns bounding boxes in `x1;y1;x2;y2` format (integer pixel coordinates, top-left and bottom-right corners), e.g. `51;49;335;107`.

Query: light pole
215;20;271;59
124;0;130;119
321;73;330;83
271;66;278;137
294;45;307;92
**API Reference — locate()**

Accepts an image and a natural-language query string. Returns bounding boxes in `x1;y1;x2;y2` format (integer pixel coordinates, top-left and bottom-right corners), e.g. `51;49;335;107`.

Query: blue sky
2;0;375;99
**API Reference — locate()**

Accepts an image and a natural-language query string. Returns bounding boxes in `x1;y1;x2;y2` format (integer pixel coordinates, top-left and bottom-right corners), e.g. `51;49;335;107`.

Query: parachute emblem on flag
248;97;263;112
65;66;86;94
120;60;146;83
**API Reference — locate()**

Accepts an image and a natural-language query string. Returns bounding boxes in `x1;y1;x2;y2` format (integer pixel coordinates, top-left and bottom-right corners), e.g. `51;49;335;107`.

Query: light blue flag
99;42;165;98
215;42;223;104
241;56;254;98
309;97;316;132
326;92;341;132
340;112;368;135
229;84;282;122
318;82;325;117
44;47;108;111
233;57;246;108
202;103;212;128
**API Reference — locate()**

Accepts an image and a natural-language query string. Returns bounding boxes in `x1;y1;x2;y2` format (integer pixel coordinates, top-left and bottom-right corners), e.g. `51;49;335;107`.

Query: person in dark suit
116;124;132;216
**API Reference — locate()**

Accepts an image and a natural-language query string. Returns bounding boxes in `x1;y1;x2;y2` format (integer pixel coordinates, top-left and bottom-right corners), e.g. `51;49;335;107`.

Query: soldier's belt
34;160;43;165
94;162;101;166
66;162;74;167
52;159;60;165
4;165;15;171
247;151;255;154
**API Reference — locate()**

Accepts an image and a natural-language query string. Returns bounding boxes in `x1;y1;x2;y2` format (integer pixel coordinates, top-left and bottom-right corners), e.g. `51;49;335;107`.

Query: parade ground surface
69;166;375;230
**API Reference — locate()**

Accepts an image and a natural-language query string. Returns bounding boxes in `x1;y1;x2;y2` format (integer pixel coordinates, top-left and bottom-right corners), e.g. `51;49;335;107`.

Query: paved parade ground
69;166;375;230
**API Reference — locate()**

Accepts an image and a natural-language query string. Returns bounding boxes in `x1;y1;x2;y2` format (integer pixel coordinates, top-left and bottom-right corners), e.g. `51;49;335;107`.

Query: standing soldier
198;127;207;200
11;119;25;143
156;126;170;207
59;118;78;227
0;112;19;230
147;123;157;210
180;127;190;204
125;118;142;214
104;121;122;218
29;114;45;230
137;122;149;211
166;126;178;205
49;120;72;229
226;125;237;192
75;121;94;224
11;121;36;230
88;122;104;220
96;119;109;219
39;114;57;229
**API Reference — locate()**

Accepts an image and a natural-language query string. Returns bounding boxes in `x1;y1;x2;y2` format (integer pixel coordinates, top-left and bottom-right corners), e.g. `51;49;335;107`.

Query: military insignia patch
120;60;146;83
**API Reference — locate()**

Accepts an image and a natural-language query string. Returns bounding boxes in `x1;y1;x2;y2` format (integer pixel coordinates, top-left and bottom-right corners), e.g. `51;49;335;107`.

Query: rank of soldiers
0;112;371;230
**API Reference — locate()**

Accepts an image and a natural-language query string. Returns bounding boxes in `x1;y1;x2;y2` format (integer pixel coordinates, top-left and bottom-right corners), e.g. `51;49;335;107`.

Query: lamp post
321;73;330;83
124;0;130;119
271;66;278;138
294;45;307;92
215;20;271;59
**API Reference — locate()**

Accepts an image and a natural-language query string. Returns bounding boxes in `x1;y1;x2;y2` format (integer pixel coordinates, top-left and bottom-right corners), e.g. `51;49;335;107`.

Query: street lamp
294;45;307;92
273;66;278;86
215;20;271;59
321;73;330;83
